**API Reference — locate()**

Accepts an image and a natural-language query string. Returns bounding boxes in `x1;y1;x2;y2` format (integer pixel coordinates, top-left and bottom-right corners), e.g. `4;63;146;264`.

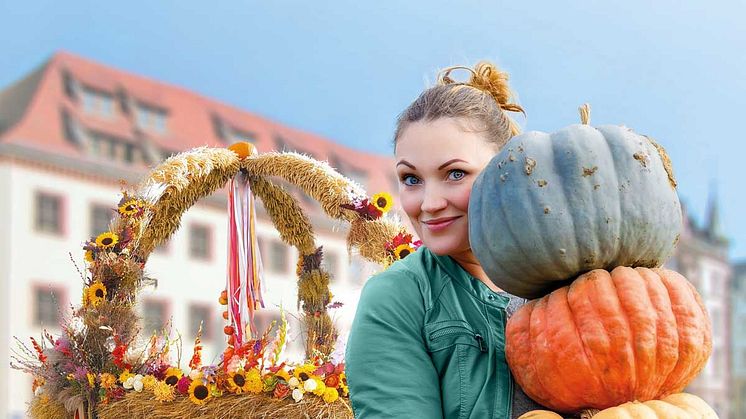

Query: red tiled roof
0;51;397;195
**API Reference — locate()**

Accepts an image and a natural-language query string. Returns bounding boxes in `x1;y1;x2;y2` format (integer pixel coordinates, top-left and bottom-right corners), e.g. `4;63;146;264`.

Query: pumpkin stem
579;408;599;419
578;103;591;125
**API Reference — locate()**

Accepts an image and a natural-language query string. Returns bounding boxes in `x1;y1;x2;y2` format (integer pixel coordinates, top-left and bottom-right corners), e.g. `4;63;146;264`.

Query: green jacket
346;247;543;419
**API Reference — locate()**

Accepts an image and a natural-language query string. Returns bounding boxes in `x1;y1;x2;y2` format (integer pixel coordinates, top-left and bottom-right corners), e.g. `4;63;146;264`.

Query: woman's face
395;118;498;257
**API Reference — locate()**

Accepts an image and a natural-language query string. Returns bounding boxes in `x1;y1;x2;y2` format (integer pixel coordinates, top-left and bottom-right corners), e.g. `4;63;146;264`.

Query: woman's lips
422;216;461;232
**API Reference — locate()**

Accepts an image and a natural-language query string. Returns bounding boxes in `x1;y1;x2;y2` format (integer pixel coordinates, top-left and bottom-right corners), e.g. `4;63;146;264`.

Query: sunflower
188;379;211;405
226;369;250;394
371;192;393;213
87;282;107;307
118;199;143;216
95;232;119;249
394;244;415;260
84;250;94;263
293;364;318;382
163;367;183;386
275;368;291;382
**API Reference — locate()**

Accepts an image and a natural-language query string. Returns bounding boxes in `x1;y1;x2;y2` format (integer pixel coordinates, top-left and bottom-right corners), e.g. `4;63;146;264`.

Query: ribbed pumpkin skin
592;394;718;419
516;410;564;419
505;267;712;413
469;124;682;299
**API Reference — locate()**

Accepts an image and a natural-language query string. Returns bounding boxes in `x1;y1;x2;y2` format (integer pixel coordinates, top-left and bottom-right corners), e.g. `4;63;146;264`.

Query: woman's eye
448;170;466;181
401;174;420;186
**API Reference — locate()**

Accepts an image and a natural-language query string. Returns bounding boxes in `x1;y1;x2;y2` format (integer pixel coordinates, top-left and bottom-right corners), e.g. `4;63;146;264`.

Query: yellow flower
323;386;340;403
119;369;133;384
293;363;317;381
164;367;183;386
86;282;107;307
142;374;157;390
118;200;143;216
340;383;349;397
188;379;211;405
95;232;119;249
100;373;117;389
371;192;393;213
312;378;326;396
226;369;250;394
87;372;95;387
153;380;175;402
245;368;264;394
394;244;415;260
84;250;94;263
81;288;90;307
275;368;291;382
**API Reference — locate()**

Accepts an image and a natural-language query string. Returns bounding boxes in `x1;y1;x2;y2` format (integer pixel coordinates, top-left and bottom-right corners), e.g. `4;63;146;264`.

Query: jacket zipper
429;327;488;353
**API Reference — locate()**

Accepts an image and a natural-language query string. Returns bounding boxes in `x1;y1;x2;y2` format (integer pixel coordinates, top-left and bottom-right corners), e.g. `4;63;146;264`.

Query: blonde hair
394;61;524;149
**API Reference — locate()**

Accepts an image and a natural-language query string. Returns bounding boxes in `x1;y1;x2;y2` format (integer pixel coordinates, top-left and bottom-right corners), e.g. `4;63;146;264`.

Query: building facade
0;51;397;418
666;198;732;419
731;262;746;419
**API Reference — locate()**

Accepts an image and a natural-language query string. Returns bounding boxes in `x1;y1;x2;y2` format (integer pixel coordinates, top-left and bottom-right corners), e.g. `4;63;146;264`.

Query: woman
345;62;544;419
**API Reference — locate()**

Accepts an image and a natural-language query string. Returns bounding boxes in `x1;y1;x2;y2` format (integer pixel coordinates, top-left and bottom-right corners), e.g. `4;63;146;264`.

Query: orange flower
325;374;340;388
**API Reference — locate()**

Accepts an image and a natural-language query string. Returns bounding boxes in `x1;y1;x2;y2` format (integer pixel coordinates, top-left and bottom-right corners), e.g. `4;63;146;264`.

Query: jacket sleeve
345;268;443;418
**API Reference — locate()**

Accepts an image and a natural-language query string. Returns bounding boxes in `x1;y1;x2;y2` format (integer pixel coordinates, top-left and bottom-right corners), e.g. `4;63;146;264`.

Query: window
323;251;339;281
189;224;212;260
268;241;288;273
154;239;171;255
124;143;141;164
188;304;212;342
135;103;168;134
229;128;255;145
81;87;115;118
90;204;113;237
254;308;282;338
346;167;368;188
35;192;63;234
34;286;64;327
142;300;167;334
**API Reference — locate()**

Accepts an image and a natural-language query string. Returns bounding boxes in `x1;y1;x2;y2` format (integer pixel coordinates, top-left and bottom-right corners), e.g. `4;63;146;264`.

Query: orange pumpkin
506;267;712;413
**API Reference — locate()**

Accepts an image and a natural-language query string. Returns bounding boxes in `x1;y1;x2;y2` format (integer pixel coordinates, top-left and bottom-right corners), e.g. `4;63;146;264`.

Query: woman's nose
421;189;448;213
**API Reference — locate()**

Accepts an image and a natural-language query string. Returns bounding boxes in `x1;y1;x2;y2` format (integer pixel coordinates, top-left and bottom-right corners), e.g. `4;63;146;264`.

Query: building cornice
0;141;346;235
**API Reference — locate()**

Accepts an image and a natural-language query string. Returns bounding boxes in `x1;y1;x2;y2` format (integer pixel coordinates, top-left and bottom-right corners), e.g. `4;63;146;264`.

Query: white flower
123;376;135;390
292;388;304;403
189;369;202;380
303;378;317;392
133;374;144;392
329;332;348;365
288;377;300;388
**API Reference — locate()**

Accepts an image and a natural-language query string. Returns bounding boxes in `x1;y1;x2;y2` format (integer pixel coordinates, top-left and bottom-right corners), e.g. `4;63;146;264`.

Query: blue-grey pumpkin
469;119;682;299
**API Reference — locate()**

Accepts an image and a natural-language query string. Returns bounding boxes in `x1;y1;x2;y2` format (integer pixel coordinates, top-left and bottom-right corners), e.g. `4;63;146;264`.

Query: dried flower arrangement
13;143;416;418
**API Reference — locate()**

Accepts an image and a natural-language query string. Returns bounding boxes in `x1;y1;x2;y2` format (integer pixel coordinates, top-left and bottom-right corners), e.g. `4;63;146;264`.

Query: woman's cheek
455;181;475;213
399;191;422;233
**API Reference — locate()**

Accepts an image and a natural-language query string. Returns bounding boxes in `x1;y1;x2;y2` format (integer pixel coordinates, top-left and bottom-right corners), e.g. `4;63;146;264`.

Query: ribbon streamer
227;167;264;346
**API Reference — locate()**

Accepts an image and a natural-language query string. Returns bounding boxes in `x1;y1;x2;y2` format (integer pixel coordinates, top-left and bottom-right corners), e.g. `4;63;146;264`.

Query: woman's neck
450;250;503;293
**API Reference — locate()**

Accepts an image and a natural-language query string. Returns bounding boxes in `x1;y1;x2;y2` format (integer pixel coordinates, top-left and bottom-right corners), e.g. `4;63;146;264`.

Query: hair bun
438;61;524;115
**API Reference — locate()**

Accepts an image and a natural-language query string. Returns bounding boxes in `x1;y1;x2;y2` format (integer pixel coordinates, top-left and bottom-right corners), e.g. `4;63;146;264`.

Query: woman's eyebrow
438;159;467;170
396;160;416;169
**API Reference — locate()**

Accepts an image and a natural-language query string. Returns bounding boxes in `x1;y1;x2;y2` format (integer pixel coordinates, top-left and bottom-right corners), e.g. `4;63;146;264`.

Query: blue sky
2;0;745;260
